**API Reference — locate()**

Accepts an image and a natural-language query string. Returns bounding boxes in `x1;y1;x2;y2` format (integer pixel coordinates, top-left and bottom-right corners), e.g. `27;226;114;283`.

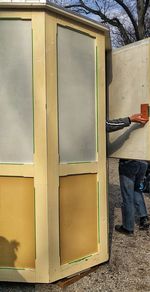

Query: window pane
57;26;96;163
0;20;33;163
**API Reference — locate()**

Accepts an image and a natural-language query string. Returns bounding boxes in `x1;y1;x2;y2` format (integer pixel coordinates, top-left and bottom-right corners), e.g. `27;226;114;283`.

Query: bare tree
50;0;150;47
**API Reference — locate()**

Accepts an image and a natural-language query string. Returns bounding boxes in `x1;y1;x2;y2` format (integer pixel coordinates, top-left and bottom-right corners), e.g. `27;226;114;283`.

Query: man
107;113;150;235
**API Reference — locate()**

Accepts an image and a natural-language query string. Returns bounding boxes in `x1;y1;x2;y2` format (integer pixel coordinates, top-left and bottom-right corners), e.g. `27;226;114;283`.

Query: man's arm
107;114;148;133
106;117;130;133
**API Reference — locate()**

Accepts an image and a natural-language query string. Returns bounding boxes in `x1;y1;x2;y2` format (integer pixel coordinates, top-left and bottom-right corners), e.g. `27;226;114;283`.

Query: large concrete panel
108;38;150;160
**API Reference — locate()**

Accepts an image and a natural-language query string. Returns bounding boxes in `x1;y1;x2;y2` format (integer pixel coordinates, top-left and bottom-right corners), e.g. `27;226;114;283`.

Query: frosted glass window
57;26;96;163
0;20;33;163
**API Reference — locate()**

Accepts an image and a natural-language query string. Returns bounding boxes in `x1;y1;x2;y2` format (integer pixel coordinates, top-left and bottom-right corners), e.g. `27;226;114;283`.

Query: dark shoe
139;216;150;230
115;225;133;235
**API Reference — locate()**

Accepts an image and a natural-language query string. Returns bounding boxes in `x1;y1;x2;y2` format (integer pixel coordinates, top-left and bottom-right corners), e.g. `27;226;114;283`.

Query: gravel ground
0;158;150;292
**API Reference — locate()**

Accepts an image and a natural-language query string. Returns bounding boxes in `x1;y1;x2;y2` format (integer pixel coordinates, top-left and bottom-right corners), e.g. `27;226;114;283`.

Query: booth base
56;265;100;288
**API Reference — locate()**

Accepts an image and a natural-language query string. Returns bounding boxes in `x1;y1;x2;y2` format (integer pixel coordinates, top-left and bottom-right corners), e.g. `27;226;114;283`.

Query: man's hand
129;113;148;125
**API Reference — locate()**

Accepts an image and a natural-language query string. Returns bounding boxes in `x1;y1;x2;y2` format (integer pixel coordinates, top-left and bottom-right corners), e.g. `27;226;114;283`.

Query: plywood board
59;174;98;265
108;38;150;160
0;177;35;269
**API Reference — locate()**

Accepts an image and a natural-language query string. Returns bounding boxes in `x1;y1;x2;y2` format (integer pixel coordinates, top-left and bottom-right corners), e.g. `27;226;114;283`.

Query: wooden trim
0;165;34;177
96;35;108;256
46;15;60;280
50;252;108;282
0;269;36;283
0;11;32;18
56;18;100;39
31;12;49;283
59;163;98;176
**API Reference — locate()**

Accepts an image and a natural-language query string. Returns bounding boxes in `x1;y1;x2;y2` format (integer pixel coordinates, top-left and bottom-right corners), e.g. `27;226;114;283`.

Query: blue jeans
119;160;148;231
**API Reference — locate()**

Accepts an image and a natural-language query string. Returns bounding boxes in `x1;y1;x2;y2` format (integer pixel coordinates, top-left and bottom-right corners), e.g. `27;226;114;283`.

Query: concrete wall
108;38;150;160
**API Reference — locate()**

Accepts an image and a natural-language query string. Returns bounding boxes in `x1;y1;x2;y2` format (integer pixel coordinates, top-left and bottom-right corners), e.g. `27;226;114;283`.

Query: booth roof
0;0;111;50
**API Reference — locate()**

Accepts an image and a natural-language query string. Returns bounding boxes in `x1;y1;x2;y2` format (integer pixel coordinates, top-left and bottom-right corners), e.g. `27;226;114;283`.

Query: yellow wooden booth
0;1;110;283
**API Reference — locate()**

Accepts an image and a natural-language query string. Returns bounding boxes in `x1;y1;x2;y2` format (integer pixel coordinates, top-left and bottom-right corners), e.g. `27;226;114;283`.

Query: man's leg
115;160;138;234
134;189;149;229
134;190;147;218
134;161;149;229
119;174;135;232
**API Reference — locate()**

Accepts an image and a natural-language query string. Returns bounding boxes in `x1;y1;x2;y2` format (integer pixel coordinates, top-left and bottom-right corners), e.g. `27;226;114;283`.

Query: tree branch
142;0;150;20
115;0;140;40
65;0;150;45
112;17;132;44
66;0;101;17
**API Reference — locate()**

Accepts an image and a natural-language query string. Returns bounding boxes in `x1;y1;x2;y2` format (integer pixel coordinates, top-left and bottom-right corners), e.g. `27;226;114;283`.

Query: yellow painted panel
60;174;98;265
0;177;35;269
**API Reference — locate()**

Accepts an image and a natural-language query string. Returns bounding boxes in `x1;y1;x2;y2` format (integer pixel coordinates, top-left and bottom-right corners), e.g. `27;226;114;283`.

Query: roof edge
0;2;111;50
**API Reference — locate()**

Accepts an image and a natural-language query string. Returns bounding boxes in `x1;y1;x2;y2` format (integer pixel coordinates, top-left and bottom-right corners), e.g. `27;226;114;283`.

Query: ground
0;159;150;292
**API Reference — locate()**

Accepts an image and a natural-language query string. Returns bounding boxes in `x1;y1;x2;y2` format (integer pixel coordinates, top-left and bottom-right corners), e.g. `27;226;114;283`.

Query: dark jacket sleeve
106;117;131;133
